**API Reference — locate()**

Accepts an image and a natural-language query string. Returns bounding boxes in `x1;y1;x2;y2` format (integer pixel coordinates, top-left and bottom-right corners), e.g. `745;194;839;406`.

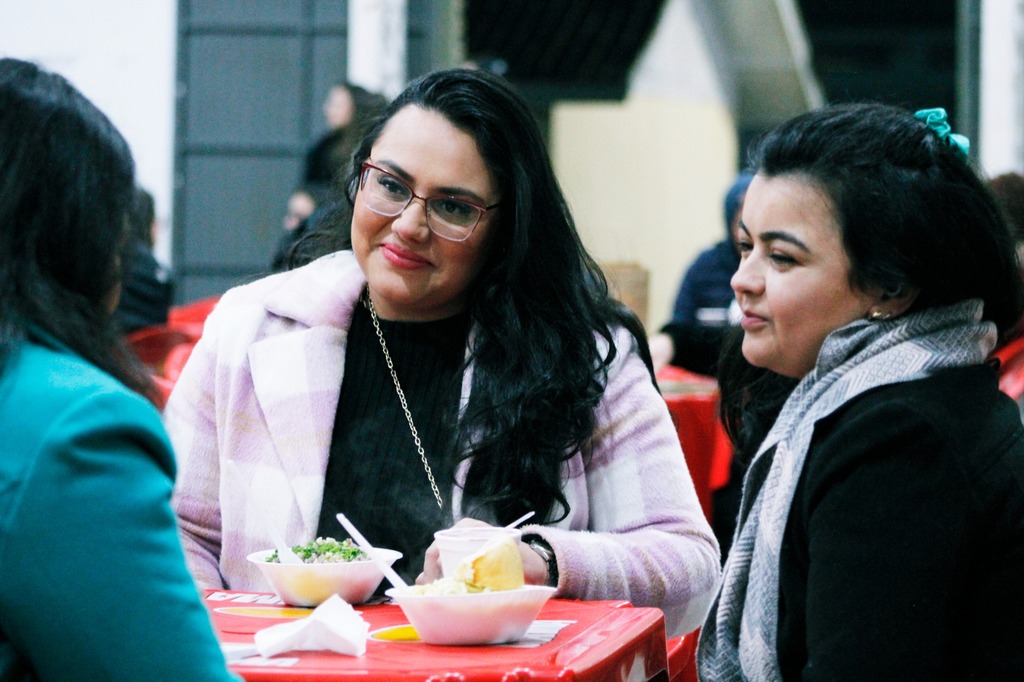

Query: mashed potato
407;577;487;596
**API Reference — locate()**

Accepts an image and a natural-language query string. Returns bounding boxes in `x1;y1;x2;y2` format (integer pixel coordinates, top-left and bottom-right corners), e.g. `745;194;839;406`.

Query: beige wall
551;96;739;330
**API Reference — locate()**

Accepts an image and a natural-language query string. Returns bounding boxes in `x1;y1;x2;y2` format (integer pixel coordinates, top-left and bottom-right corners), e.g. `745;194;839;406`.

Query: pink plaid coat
165;251;720;635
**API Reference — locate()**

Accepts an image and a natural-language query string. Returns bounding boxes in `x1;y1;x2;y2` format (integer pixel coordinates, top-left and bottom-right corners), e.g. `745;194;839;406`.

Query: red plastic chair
150;374;175;411
162;341;197;382
667;629;700;682
168;295;220;331
126;325;200;376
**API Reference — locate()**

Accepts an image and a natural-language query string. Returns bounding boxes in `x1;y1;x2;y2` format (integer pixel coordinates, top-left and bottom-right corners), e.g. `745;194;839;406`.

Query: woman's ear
881;285;919;318
864;284;920;321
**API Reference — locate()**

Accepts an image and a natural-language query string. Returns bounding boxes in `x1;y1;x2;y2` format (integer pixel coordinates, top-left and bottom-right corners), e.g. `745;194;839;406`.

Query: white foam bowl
385;585;557;645
248;548;402;607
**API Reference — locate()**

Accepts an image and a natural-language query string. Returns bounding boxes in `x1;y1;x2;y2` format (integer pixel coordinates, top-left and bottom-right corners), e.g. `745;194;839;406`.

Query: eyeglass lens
362;165;481;238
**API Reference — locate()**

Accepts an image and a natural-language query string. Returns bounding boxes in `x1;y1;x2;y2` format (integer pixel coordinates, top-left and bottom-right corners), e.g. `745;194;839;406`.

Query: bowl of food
386;534;556;645
386;584;556;645
248;537;402;607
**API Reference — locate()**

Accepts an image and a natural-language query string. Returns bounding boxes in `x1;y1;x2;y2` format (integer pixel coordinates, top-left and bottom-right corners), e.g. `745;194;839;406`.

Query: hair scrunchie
914;107;970;162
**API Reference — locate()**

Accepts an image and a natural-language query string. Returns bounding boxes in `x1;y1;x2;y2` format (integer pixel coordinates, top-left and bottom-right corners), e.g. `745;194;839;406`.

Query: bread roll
453;535;525;591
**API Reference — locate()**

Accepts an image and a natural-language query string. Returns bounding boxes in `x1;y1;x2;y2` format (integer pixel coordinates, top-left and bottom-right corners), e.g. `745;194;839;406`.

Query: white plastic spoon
336;513;408;590
226;460;302;564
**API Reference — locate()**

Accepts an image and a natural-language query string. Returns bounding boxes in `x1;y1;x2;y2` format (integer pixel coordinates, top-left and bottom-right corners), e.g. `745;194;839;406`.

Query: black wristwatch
523;534;558;588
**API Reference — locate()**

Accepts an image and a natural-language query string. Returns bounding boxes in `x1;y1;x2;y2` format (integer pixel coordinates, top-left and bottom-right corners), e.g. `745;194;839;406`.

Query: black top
115;239;174;333
317;302;469;584
659;320;728;377
303;129;352;186
776;364;1024;680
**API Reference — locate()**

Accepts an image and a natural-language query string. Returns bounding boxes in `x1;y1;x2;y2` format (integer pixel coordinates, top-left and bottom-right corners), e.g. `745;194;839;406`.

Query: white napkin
253;594;369;658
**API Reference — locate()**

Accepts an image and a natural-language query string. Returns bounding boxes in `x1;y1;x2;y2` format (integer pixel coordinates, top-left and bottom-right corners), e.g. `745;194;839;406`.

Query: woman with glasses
0;58;234;680
165;68;720;636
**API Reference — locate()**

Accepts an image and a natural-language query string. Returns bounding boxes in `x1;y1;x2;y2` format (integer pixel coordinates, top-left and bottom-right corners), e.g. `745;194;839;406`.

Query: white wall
348;0;408;98
0;0;178;263
978;0;1024;176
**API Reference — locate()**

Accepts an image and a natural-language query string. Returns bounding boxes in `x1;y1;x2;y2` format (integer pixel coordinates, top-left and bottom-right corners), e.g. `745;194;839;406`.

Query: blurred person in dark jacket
270;183;341;273
115;186;173;333
988;172;1024;340
649;173;752;375
303;82;389;187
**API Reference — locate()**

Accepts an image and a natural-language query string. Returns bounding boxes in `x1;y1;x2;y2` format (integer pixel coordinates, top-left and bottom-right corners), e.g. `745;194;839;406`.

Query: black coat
777;364;1024;680
303;129;353;186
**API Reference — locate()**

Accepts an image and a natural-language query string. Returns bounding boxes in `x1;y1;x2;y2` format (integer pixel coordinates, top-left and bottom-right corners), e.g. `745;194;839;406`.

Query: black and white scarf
698;300;996;681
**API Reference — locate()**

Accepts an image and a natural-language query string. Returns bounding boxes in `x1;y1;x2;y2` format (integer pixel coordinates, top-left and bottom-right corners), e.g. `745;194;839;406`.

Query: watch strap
523;534;558;588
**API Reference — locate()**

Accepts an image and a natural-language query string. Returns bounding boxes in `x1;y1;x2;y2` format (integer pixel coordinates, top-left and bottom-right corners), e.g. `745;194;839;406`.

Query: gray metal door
173;0;445;302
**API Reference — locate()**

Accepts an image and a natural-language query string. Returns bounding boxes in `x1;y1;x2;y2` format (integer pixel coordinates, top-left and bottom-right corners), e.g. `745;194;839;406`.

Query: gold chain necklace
363;292;445;510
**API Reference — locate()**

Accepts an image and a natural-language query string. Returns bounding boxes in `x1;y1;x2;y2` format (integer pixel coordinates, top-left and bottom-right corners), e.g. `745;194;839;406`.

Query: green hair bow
914;107;970;162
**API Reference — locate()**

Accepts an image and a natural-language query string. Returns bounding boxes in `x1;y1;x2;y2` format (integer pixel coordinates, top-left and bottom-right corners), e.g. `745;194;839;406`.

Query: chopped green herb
266;537;368;564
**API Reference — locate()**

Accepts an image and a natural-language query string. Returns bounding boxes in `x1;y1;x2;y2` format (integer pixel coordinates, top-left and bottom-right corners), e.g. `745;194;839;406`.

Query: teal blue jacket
0;333;234;681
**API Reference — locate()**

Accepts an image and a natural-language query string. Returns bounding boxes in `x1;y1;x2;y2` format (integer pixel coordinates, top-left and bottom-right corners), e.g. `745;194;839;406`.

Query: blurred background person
988;171;1024;271
650;173;752;375
270;183;339;273
114;185;174;334
461;52;510;77
0;57;233;681
988;171;1024;343
647;175;756;559
303;81;389;188
276;199;354;274
670;172;753;328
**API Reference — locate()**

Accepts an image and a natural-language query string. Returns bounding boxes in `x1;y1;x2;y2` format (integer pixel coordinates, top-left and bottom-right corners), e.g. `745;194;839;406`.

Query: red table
206;590;669;681
657;367;733;522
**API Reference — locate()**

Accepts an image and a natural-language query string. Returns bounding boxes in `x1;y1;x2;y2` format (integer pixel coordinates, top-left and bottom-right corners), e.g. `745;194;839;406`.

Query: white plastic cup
434;526;523;577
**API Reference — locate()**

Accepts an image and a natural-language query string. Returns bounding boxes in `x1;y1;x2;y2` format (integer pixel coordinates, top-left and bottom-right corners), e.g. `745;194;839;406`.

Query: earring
867;310;892;321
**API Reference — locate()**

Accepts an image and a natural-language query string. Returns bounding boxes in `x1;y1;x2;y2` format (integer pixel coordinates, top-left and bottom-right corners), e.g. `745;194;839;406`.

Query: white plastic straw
505;511;535;529
336;513;409;590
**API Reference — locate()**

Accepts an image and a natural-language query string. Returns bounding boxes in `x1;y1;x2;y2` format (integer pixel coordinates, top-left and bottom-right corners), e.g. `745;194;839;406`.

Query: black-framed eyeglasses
359;162;499;242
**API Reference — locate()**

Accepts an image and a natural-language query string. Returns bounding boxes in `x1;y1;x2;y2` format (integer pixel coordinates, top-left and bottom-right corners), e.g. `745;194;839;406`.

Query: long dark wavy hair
0;58;151;395
720;102;1024;462
310;68;653;524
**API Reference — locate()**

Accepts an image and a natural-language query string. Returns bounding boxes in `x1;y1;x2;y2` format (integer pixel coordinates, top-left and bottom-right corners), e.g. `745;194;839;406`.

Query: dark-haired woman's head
340;68;647;523
345;67;594;321
324;81;388;131
128;186;157;247
747;102;1023;336
0;58;148;392
721;102;1024;455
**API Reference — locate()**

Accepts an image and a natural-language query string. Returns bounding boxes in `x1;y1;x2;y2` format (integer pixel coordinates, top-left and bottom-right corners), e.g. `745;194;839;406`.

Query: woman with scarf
698;103;1024;679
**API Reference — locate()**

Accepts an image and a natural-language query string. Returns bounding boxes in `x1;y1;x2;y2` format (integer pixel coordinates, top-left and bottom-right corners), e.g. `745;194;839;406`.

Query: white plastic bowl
385;585;557;645
248;548;402;607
